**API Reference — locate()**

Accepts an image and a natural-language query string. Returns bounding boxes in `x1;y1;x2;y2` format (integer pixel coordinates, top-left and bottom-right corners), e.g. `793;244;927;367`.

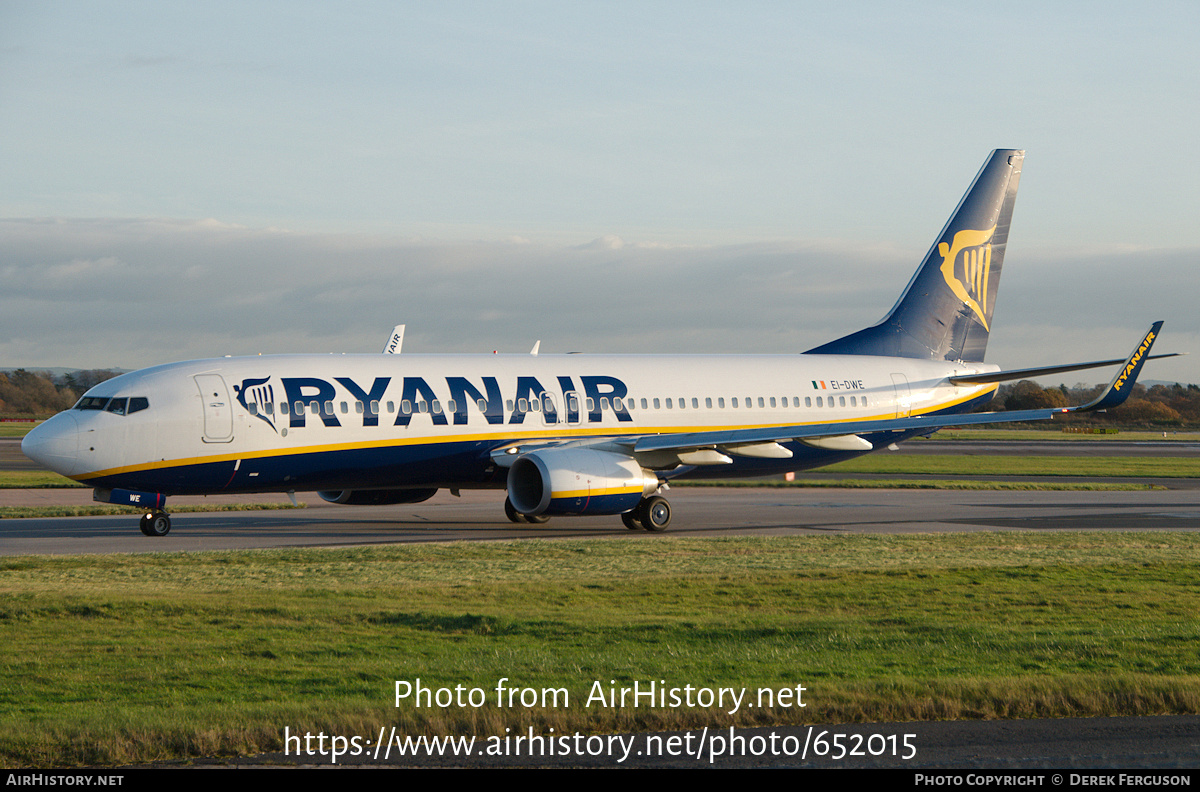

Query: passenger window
323;401;333;415
614;397;624;412
732;397;738;408
401;400;412;414
477;399;488;413
518;398;528;412
793;397;800;408
281;402;291;416
718;397;725;408
386;401;395;413
691;398;699;409
653;398;660;409
586;398;595;412
850;396;857;407
446;399;456;413
340;402;348;414
262;401;273;415
665;398;673;409
369;400;379;415
839;396;845;407
355;401;364;414
247;402;258;416
758;397;765;408
705;397;712;408
641;398;648;409
816;397;822;407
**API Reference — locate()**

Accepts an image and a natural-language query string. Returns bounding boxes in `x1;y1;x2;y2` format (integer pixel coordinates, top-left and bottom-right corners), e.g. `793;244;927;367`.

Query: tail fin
807;149;1024;362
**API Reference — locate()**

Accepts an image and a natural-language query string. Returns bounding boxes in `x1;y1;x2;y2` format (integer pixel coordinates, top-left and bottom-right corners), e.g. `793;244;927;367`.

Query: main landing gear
504;497;550;525
621;495;672;532
139;511;171;537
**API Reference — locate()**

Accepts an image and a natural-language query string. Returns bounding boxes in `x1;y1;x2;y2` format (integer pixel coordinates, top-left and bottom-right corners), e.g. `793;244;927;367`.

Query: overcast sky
2;2;1198;384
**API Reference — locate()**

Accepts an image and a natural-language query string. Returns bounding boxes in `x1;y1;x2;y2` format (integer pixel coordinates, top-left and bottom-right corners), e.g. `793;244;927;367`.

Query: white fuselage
25;352;998;496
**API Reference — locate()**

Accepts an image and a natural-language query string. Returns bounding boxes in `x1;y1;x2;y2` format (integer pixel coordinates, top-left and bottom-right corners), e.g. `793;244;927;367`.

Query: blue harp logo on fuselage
938;225;996;330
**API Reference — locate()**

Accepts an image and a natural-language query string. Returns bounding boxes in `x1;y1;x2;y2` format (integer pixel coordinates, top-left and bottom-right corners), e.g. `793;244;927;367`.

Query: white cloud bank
2;218;1196;385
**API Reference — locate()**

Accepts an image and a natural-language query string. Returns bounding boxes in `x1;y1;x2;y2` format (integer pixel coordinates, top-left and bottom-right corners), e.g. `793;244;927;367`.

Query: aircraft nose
21;412;81;477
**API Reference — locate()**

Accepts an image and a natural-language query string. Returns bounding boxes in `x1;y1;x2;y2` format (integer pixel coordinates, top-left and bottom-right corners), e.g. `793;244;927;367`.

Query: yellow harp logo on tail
938;225;996;330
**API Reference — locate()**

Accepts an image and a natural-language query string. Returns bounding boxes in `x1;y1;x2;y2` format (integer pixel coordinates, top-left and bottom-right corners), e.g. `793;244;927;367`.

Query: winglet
1071;322;1163;412
383;325;405;354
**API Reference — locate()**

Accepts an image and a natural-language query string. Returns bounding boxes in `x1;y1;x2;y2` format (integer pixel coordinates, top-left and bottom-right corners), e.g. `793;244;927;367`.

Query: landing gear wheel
637;496;671;532
621;511;643;531
505;497;550;524
139;511;171;537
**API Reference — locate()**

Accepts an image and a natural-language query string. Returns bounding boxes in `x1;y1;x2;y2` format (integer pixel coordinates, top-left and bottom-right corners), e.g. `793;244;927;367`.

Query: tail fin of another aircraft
807;149;1024;362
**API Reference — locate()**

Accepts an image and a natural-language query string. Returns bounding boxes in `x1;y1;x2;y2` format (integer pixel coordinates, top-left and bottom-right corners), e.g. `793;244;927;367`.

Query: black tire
505;497;549;524
621;511;643;531
638;496;671;532
141;512;171;537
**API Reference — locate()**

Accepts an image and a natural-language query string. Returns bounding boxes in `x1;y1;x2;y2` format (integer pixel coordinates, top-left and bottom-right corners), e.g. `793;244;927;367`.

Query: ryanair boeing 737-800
22;150;1173;536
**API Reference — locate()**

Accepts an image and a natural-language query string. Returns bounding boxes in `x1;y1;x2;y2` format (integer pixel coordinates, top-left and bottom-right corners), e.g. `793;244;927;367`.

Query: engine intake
507;448;658;516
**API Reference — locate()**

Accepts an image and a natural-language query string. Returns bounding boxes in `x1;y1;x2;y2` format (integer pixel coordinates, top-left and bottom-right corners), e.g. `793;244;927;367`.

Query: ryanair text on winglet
1112;330;1155;392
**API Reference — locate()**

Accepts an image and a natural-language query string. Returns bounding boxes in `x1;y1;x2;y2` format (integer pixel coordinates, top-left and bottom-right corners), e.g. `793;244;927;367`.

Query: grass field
3;533;1200;766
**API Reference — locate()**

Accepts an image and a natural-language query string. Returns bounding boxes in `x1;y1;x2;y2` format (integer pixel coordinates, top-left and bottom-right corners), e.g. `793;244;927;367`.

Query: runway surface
3;485;1199;556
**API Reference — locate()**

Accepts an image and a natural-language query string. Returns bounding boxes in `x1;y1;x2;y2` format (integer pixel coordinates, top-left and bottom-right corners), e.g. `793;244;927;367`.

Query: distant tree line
0;369;121;416
975;381;1200;426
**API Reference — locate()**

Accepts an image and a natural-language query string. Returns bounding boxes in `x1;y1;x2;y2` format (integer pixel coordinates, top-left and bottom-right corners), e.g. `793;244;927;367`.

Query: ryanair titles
1113;329;1156;393
234;374;632;433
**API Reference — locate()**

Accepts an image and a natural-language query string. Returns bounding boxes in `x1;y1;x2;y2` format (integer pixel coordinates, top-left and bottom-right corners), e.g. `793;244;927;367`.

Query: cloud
1;218;1195;385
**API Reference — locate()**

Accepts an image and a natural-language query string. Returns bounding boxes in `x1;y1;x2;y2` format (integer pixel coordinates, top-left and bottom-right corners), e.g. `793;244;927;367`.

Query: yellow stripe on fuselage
71;384;995;482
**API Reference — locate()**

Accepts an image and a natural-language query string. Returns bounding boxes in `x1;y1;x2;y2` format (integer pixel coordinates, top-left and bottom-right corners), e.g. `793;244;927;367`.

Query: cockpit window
76;396;111;410
75;395;149;414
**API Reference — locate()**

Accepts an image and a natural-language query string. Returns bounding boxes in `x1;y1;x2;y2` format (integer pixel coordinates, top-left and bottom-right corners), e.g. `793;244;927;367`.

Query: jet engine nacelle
317;488;438;505
507;447;658;516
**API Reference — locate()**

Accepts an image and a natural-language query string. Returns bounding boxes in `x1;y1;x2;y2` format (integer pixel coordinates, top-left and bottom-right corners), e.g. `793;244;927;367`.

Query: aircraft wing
632;322;1165;458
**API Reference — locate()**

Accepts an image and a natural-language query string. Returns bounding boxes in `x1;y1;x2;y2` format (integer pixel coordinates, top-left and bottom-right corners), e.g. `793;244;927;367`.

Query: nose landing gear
139;511;171;537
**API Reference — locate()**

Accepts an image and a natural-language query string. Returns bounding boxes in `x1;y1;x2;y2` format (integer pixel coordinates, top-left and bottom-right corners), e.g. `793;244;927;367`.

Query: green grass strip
675;478;1161;491
0;471;87;488
2;533;1200;766
822;455;1200;478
